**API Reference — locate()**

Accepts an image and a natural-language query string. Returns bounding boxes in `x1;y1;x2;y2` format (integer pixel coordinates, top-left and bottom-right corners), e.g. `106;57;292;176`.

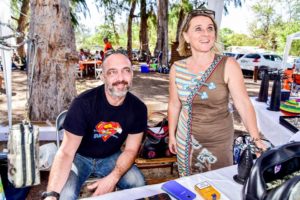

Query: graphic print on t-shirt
94;121;122;142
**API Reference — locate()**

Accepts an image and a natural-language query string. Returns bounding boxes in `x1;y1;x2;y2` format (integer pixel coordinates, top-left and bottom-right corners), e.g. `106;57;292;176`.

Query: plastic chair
75;64;83;78
55;110;68;148
95;64;103;79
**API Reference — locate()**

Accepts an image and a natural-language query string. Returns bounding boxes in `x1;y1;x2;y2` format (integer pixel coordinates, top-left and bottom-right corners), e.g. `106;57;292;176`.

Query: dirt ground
0;68;265;199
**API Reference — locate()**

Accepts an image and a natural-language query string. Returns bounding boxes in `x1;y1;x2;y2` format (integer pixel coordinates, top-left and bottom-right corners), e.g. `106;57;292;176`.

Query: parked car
224;52;244;60
237;53;291;79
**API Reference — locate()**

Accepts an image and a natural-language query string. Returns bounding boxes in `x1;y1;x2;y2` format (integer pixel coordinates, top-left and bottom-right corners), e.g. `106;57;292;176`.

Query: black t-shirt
63;85;147;158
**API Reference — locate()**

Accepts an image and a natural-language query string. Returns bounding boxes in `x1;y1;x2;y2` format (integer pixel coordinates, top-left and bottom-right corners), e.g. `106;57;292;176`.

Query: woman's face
183;15;216;53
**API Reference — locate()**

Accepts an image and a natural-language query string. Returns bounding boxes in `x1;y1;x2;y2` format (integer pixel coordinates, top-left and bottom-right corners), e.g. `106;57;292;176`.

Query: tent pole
0;0;13;130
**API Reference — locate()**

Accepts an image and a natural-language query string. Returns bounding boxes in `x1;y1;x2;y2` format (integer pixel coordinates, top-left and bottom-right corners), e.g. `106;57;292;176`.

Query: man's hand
87;176;118;196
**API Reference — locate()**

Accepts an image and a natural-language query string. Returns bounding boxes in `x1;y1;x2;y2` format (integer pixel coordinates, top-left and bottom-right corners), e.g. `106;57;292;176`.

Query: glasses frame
188;9;215;19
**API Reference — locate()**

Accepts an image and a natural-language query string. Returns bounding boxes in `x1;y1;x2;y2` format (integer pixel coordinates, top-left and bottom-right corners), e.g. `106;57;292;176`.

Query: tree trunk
127;0;137;61
28;0;77;121
175;6;185;42
155;0;168;66
16;0;30;59
139;0;150;60
112;21;120;46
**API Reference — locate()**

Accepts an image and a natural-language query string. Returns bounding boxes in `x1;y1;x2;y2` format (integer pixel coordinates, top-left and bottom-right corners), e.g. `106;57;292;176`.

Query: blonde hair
177;12;223;56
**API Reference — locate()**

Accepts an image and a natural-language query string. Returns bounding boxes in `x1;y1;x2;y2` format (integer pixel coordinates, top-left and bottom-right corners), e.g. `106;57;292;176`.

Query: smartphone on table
161;180;196;200
194;181;221;200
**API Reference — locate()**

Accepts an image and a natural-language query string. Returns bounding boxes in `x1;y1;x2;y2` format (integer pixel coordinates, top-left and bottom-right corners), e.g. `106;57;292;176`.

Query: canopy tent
281;32;300;69
0;0;13;131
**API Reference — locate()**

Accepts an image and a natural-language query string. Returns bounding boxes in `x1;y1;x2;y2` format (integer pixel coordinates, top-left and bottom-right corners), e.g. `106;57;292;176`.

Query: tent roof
281;32;300;69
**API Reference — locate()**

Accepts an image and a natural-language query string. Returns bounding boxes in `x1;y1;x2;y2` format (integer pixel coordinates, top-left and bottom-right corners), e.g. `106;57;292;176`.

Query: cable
0;21;30;50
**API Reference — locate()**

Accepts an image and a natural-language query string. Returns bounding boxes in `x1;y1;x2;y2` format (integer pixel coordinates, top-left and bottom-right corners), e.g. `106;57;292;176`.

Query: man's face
102;54;133;98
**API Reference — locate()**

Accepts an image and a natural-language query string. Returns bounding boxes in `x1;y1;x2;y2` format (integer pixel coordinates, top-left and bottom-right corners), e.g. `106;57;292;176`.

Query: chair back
95;64;103;79
55;110;68;147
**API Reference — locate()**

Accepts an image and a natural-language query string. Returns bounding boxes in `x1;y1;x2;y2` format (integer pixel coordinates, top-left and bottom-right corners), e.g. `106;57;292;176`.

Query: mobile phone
194;181;221;200
161;180;196;200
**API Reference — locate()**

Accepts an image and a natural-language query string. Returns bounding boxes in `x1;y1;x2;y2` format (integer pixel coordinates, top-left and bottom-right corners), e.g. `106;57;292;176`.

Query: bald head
102;53;132;73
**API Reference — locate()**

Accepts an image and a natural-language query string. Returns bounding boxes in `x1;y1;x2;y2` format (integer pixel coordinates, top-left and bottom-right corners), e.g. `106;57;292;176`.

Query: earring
187;43;191;49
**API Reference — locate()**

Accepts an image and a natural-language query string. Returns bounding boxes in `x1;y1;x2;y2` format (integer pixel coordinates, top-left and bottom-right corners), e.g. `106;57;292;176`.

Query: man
43;51;147;200
94;50;101;60
79;48;86;61
103;37;113;54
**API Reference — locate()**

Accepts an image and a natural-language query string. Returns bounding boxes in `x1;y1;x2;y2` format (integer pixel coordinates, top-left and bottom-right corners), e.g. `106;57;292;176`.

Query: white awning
281;32;300;69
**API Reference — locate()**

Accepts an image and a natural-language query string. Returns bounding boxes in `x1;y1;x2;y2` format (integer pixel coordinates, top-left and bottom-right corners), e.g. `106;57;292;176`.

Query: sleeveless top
174;54;234;176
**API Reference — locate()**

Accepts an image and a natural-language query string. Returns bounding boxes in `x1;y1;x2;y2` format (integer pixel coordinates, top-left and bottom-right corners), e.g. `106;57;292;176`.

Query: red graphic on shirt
95;121;122;142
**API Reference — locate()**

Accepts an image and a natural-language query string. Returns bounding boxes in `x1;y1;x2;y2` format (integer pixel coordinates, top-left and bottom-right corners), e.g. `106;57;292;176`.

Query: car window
224;53;235;57
245;54;260;59
236;54;244;60
263;55;282;61
273;55;282;61
263;55;273;61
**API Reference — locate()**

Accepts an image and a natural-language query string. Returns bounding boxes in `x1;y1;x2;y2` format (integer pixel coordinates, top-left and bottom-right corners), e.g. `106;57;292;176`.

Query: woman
168;9;266;177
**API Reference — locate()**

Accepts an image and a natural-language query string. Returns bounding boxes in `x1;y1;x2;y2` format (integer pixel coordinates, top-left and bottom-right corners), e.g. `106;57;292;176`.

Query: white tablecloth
250;97;294;146
82;165;242;200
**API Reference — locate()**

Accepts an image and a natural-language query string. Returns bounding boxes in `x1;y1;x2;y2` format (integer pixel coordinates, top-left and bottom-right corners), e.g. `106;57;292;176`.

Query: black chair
55;110;67;148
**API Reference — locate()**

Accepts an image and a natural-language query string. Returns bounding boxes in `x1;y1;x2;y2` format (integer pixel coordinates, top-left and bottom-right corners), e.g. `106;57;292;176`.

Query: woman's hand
168;136;177;154
254;139;268;157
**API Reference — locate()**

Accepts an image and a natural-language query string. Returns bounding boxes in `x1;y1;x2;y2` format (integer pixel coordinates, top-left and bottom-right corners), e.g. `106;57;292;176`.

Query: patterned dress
174;54;234;176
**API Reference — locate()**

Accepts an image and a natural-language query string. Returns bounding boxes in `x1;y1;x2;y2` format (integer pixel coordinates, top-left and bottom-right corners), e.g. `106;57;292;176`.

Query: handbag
139;113;172;159
6;49;40;188
233;135;273;164
243;141;300;200
7;120;40;188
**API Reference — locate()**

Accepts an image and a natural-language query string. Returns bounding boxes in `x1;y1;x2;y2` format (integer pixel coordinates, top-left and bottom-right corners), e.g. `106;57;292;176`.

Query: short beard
106;81;131;98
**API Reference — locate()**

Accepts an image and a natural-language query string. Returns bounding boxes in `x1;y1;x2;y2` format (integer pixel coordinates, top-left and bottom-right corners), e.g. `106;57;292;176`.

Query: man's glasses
187;9;215;19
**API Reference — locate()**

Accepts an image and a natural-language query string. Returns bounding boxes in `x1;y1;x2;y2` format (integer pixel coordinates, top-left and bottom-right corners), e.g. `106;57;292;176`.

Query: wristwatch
41;191;60;199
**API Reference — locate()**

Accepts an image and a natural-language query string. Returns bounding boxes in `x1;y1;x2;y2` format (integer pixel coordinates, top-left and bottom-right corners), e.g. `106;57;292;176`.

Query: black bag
139;117;172;159
233;135;273;164
243;142;300;200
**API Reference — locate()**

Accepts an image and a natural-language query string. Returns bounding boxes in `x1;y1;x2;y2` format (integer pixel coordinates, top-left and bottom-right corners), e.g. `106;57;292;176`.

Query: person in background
100;50;105;61
42;51;147;200
168;9;267;177
103;37;113;54
94;50;101;60
86;49;92;59
79;48;86;61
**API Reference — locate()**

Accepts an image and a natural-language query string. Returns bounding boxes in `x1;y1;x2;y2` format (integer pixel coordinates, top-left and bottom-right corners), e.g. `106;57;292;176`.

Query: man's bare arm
45;131;82;199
